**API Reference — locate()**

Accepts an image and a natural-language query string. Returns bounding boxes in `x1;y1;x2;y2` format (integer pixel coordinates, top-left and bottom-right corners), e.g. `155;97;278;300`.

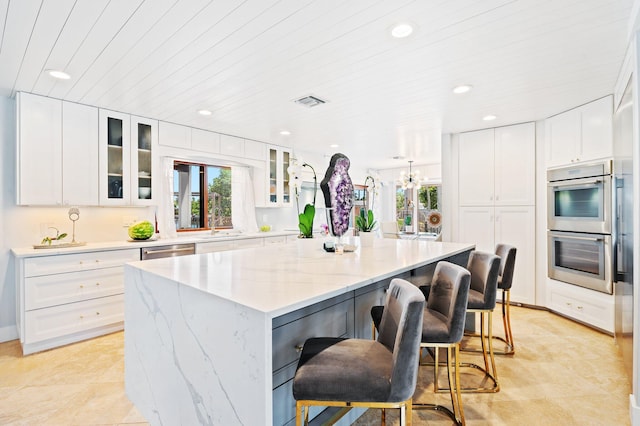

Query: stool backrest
467;251;501;310
495;244;517;291
377;278;425;402
426;261;471;343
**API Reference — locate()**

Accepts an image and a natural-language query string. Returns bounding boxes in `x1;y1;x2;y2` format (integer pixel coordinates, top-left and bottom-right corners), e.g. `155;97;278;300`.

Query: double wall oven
547;161;613;294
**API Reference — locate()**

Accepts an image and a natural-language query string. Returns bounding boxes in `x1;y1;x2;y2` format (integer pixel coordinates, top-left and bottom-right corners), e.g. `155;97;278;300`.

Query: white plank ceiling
0;0;633;169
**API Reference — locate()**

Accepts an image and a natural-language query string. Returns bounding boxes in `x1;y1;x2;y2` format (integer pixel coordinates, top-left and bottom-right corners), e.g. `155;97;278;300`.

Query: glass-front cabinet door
99;109;130;206
266;146;292;206
131;116;158;206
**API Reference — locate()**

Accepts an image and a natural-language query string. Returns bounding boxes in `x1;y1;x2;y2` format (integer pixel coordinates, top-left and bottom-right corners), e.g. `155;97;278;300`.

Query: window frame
173;160;232;233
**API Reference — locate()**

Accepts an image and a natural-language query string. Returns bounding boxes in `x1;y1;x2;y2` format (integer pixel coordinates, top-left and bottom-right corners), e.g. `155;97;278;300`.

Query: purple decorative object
320;153;354;237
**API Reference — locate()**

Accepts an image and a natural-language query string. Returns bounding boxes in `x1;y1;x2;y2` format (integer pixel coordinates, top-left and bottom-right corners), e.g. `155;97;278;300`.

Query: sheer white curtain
232;166;258;233
157;157;177;238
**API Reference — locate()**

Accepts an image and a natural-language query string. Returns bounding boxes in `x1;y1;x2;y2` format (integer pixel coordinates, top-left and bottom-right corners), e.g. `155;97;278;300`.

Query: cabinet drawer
547;280;614;332
25;294;124;343
272;299;354;373
235;238;263;249
24;249;139;277
25;266;124;310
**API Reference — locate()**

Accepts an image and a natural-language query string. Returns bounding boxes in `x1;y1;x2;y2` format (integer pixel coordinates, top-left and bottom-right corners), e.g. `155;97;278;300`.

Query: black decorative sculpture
320;153;354;237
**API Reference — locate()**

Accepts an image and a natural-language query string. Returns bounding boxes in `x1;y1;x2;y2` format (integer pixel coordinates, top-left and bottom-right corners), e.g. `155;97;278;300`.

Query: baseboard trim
0;324;18;343
629;394;639;425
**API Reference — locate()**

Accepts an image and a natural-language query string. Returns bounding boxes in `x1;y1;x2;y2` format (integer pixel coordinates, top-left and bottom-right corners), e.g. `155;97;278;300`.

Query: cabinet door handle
576;306;583;311
95;282;100;286
79;284;84;289
295;344;304;353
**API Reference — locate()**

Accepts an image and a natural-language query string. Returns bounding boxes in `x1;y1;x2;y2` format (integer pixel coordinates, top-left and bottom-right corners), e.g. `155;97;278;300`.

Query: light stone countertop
126;238;474;318
11;230;298;258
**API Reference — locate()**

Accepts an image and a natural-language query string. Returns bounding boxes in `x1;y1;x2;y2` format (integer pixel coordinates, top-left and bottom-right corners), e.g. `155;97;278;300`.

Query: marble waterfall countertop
125;238;474;318
124;238;474;425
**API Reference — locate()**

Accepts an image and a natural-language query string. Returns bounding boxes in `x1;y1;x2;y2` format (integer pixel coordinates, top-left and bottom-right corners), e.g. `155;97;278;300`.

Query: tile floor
0;305;631;425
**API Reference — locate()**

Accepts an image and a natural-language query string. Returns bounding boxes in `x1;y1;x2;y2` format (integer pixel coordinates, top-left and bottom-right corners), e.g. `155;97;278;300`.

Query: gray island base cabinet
124;239;473;425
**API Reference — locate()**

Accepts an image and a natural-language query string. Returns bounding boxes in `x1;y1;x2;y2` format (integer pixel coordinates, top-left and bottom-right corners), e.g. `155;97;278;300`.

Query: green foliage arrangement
356;209;377;232
298;203;316;238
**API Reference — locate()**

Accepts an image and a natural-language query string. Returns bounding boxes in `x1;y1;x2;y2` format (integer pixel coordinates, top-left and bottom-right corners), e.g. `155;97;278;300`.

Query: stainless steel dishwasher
140;243;196;260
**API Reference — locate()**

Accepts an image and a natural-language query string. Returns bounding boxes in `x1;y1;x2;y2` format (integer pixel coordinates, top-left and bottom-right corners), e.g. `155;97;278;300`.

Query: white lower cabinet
458;205;535;305
546;279;614;333
16;248;140;355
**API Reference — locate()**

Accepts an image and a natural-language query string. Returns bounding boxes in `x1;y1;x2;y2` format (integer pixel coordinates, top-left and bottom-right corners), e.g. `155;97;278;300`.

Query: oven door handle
550;233;603;242
550;178;602;188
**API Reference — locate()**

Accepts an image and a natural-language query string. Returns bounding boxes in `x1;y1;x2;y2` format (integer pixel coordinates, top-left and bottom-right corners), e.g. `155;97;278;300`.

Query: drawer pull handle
577;306;583;311
96;282;100;286
295;344;304;353
80;315;84;319
96;312;100;316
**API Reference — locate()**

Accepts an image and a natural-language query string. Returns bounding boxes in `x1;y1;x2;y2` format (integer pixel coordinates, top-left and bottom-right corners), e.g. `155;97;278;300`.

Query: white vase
359;231;375;248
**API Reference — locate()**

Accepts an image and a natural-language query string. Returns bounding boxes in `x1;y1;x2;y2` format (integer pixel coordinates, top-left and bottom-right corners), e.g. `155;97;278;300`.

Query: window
173;161;232;232
395;183;442;233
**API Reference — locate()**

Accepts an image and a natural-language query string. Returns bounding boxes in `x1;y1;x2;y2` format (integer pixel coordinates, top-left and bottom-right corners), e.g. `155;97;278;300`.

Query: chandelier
398;160;421;189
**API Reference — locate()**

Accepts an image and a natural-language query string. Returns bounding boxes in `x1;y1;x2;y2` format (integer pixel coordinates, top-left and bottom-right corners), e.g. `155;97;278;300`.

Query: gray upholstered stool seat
454;250;501;393
294;278;425;426
371;261;471;425
495;244;517;355
293;337;393;402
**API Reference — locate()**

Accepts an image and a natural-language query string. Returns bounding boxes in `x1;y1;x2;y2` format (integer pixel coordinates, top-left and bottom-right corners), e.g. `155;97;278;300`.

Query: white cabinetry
546;279;614;333
456;122;536;305
158;121;190;149
17;92;62;205
191;128;220;153
220;134;245;157
17;92;100;206
63;102;99;205
459;123;535;206
255;146;293;207
131;116;158;206
545;96;613;167
100;111;157;206
99;109;131;206
16;249;140;355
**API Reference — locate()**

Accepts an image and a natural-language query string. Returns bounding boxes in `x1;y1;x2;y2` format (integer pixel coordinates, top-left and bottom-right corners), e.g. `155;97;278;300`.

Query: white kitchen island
124;238;474;425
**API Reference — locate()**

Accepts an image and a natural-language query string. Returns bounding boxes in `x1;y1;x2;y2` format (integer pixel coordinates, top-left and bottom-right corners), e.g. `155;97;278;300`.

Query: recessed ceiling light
330;144;339;148
197;109;212;116
279;130;291;136
392;156;406;160
390;23;414;38
46;69;70;80
453;85;473;94
483;114;497;121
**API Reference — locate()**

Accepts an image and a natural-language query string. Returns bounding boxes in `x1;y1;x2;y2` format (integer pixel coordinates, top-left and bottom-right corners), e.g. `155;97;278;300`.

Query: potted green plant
289;161;317;238
404;215;413;233
355;176;378;247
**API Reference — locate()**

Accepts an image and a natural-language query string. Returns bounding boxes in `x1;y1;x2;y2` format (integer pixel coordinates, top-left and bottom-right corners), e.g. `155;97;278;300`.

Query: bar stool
448;250;501;393
371;262;471;425
293;278;425;426
494;244;517;355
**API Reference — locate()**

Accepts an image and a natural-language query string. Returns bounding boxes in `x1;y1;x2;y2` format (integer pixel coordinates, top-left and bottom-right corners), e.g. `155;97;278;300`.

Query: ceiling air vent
294;95;327;108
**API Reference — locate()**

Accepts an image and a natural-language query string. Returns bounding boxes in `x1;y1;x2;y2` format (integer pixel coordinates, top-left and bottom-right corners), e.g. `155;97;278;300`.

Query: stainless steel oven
547;231;612;294
547;161;612;234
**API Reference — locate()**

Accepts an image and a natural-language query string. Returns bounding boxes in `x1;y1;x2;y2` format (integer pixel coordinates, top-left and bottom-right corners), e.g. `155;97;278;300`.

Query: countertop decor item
128;220;155;240
288;159;317;238
320;153;354;237
68;207;80;243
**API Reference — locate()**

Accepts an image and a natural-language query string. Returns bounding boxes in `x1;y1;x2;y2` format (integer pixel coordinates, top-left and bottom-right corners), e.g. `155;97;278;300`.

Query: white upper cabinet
255;146;292;207
191;128;220;154
17;93;100;206
458;129;494;206
62;102;99;206
17;93;63;205
494;123;535;205
99;109;131;206
546;96;613;167
459;122;535;206
131;116;158;206
158;121;191;149
244;139;265;161
220;134;244;157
